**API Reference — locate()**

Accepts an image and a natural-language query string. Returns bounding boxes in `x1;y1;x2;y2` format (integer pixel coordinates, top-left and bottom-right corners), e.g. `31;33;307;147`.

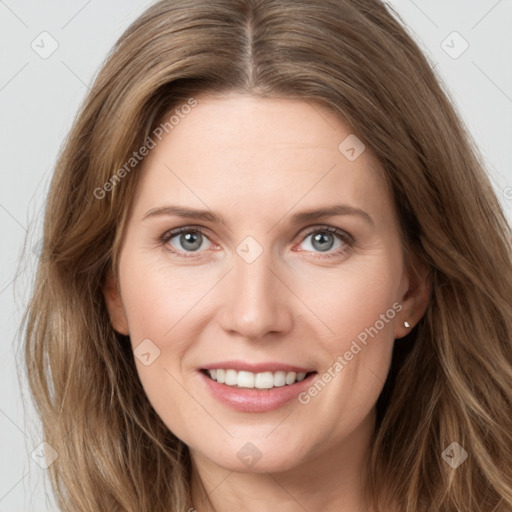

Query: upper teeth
207;369;308;389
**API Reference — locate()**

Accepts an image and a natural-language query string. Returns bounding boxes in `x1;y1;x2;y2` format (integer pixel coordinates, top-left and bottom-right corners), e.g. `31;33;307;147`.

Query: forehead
132;93;392;223
152;93;364;160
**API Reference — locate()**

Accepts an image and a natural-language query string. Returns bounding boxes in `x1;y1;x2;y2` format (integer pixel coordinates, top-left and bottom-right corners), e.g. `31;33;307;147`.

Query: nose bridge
219;239;292;338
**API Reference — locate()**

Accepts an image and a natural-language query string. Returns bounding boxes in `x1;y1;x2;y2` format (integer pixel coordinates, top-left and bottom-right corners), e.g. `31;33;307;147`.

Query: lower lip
198;370;317;412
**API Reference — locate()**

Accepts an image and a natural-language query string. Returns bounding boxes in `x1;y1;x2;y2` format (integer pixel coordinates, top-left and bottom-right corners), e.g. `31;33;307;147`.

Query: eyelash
159;225;355;260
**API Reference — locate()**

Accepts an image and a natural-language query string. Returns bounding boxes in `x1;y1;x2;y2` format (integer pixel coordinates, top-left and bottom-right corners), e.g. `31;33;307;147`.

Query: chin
192;435;310;474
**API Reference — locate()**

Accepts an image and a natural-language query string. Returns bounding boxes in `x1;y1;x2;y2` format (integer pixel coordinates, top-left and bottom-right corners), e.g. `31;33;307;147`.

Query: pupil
178;231;334;252
312;232;334;252
181;232;202;251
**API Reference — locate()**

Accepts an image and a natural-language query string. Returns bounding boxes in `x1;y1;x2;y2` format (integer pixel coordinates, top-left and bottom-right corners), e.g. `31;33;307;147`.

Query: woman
22;0;512;510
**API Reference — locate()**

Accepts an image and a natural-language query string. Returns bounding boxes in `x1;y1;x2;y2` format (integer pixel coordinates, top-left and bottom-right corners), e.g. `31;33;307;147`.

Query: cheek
294;252;402;347
117;251;220;416
119;249;211;346
293;254;401;421
117;254;203;442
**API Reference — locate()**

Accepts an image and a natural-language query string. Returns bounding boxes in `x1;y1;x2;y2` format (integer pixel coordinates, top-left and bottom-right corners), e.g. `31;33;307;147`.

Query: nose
217;249;294;340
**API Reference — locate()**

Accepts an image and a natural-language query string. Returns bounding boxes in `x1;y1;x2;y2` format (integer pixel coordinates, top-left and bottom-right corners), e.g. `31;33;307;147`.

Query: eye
160;227;214;256
296;226;354;258
159;225;354;259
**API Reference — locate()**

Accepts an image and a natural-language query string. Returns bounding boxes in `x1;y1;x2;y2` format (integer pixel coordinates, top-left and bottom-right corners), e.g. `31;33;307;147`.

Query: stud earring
404;321;410;328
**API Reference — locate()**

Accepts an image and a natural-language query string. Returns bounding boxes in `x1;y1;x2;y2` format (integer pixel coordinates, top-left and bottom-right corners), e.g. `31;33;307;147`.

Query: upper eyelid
162;224;353;247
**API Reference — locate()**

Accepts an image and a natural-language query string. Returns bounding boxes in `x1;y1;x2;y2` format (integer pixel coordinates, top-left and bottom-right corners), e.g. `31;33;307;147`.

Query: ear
394;254;431;339
103;269;129;335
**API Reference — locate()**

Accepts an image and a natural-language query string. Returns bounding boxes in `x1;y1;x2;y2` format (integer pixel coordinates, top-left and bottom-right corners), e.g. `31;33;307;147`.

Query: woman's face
105;93;428;474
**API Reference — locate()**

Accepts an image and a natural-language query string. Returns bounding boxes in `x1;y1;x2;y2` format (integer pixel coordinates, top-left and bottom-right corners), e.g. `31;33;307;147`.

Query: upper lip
200;360;316;373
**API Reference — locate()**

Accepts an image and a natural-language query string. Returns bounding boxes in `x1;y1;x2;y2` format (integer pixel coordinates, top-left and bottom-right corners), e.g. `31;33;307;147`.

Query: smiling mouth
201;368;318;390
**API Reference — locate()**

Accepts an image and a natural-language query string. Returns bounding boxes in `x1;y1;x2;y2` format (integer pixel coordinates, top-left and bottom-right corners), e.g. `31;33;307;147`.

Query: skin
104;93;430;512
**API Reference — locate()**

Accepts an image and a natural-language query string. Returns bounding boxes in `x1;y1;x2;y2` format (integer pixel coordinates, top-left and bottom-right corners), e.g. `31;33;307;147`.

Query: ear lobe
395;257;431;339
103;269;129;335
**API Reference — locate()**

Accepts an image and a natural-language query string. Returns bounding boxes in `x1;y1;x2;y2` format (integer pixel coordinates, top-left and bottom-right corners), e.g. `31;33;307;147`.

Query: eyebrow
141;204;374;226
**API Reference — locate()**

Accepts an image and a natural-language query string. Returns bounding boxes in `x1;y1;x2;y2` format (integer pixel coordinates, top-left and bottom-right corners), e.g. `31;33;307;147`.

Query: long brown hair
20;0;512;510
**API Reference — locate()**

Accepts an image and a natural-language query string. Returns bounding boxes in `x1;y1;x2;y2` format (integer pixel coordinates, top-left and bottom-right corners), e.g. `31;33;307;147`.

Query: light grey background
1;1;511;510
